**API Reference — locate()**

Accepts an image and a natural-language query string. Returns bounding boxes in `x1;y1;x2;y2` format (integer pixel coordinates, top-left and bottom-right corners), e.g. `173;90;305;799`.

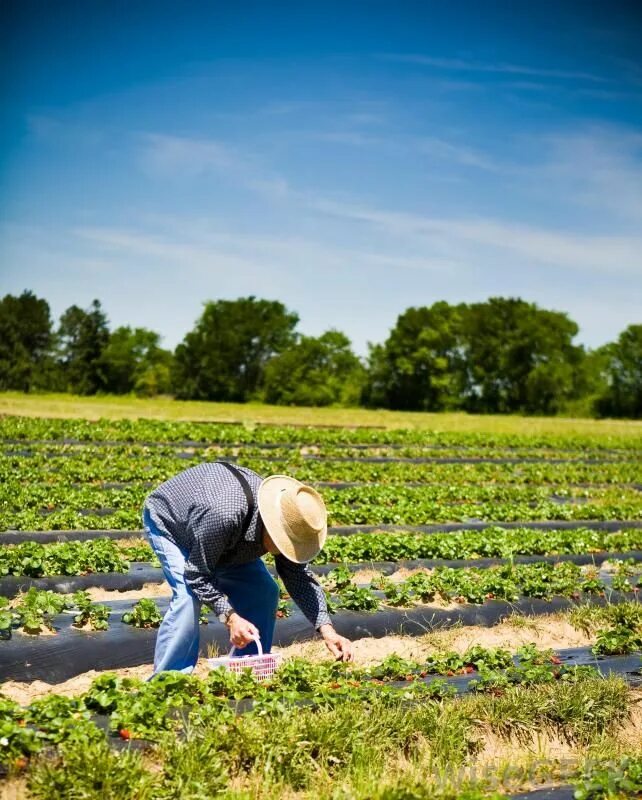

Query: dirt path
0;611;594;705
84;583;171;601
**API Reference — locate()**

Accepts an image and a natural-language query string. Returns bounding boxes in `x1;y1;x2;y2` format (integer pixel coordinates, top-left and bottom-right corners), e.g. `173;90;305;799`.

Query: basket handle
229;634;263;658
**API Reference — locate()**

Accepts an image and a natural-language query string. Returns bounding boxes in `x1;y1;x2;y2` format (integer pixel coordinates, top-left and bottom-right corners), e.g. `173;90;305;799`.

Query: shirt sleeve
183;504;235;617
275;555;332;629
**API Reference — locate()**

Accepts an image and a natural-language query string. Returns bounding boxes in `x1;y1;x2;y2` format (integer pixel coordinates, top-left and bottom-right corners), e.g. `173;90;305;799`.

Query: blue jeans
143;508;279;674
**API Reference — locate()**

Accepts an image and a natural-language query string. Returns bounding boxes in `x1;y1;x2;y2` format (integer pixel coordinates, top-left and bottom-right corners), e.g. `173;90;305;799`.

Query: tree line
0;291;640;418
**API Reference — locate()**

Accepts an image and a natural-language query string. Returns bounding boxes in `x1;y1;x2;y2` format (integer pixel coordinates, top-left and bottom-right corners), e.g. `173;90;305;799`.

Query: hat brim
258;475;327;563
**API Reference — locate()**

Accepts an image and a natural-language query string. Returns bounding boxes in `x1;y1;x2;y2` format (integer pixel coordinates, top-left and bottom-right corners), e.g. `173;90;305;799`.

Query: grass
23;677;634;800
1;391;641;438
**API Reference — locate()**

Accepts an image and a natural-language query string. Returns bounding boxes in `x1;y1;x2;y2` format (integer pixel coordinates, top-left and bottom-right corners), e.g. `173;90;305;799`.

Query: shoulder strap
219;461;256;535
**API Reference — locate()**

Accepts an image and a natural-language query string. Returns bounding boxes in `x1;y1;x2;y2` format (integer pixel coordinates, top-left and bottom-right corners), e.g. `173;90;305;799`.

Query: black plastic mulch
2;591;641;683
3;519;642;544
2;549;642;599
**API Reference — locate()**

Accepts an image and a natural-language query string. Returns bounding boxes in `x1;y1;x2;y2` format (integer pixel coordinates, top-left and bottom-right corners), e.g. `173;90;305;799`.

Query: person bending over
142;461;352;673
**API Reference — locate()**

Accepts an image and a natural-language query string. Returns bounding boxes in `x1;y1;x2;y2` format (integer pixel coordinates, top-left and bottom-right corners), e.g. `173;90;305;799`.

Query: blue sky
1;1;641;355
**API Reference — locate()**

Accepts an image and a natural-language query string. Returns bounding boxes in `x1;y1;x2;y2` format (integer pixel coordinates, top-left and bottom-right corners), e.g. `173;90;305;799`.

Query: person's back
145;462;262;560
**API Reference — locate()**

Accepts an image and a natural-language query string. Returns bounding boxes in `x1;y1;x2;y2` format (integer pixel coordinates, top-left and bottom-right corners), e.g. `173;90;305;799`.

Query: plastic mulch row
1;590;641;683
508;788;576;800
3;449;635;465
2;549;642;599
3;519;642;544
1;437;630;452
12;481;642;492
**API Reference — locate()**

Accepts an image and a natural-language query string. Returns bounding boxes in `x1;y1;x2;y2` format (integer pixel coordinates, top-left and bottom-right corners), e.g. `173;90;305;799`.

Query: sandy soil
115;536;151;549
618;690;642;749
84;583;171;601
278;612;594;666
475;688;642;783
0;779;27;800
350;568;387;584
0;612;596;705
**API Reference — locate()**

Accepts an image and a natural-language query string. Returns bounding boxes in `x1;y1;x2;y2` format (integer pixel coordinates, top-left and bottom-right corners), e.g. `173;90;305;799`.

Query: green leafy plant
121;599;162;628
0;596;14;639
574;755;642;800
593;624;642;656
12;588;68;635
70;590;111;631
335;585;380;612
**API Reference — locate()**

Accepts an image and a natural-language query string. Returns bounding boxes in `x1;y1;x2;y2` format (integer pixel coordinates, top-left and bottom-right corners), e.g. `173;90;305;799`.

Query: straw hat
258;475;328;563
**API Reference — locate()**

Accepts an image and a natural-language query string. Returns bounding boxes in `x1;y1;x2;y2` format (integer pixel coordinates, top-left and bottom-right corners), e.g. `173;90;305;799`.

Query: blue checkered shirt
144;462;332;629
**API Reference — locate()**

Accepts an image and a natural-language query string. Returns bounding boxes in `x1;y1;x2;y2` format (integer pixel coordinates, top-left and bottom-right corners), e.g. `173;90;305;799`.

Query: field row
3;414;640;797
4;442;639;461
3;558;642;631
4;449;641;488
3;488;640;530
3;528;642;578
2;643;641;798
4;415;641;448
3;560;642;682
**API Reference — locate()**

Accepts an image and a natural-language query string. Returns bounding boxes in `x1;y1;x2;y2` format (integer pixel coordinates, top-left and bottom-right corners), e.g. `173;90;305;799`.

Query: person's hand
226;613;259;649
319;624;353;662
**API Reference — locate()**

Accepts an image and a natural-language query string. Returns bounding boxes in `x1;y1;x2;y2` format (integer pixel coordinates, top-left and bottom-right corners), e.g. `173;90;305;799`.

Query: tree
362;302;467;411
262;330;365;406
173;297;298;401
0;291;55;391
100;326;173;396
462;298;585;415
594;324;642;419
57;300;110;394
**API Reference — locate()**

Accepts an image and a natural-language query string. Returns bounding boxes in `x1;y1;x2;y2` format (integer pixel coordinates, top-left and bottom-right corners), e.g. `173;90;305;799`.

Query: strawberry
119;728;131;740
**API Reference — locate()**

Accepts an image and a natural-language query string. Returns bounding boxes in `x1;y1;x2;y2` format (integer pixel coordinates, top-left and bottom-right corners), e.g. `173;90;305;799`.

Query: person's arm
184;505;258;647
275;555;353;661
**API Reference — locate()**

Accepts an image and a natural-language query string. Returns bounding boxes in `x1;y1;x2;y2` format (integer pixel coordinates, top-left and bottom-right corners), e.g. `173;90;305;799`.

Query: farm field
1;407;642;799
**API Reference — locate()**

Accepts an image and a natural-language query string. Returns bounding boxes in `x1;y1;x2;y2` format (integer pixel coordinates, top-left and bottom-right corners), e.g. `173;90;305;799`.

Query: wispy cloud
519;126;642;225
416;136;498;170
306;129;498;172
138;133;291;199
383;54;607;83
311;199;642;277
75;221;460;277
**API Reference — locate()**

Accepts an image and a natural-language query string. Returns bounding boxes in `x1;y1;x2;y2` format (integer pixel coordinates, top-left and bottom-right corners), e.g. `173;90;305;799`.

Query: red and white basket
206;636;282;682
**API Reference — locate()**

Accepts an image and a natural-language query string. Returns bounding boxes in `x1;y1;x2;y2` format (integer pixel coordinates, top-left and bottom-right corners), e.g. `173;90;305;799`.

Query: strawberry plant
0;540;129;577
335;585;380;612
593;624;642;656
121;598;163;628
0;597;13;639
24;695;88;744
70;591;111;631
12;588;68;634
381;580;416;607
322;564;354;591
574;755;642;800
0;716;41;767
82;673;141;714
